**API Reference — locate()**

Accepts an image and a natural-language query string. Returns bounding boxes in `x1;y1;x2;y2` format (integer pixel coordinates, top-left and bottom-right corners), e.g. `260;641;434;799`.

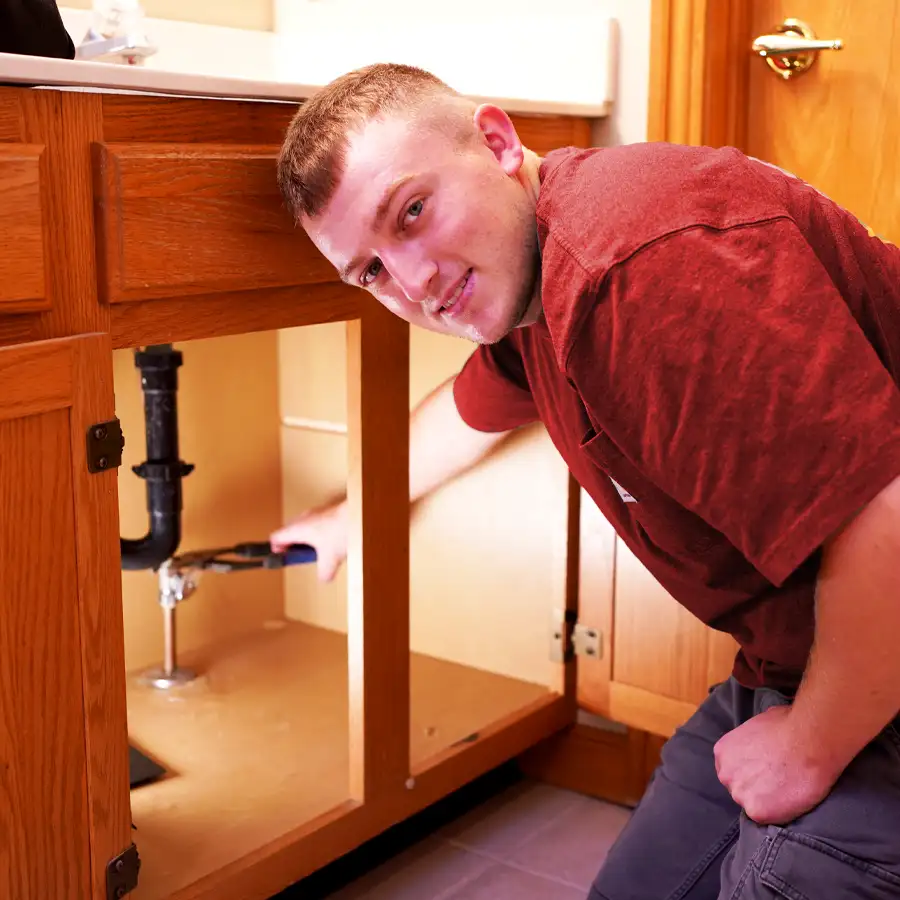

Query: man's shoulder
534;143;789;364
536;142;785;272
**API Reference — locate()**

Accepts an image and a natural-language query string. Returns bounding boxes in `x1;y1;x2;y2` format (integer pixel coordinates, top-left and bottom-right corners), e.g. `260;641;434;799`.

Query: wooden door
575;492;737;738
0;335;132;900
578;0;898;738
746;2;899;245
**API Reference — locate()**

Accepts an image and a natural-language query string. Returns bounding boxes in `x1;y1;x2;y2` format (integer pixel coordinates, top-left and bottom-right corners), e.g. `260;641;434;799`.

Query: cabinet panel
0;335;130;900
101;95;294;145
0;145;47;313
613;541;714;705
0;409;90;899
0;91;20;141
576;502;740;738
92;143;335;305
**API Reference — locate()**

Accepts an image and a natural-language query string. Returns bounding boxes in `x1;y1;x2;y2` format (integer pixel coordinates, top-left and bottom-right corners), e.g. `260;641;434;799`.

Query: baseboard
517;723;666;808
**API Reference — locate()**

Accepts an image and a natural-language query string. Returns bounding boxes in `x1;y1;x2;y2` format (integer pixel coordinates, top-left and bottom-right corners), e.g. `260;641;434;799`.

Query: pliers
169;541;317;575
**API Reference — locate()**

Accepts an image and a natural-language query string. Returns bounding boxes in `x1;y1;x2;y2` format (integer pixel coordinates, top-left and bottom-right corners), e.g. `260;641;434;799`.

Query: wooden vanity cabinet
0;76;737;900
0;84;594;900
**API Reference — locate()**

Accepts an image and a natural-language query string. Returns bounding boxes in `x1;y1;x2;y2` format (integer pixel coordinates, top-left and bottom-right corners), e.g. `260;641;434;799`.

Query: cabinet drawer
92;143;335;304
0;145;47;314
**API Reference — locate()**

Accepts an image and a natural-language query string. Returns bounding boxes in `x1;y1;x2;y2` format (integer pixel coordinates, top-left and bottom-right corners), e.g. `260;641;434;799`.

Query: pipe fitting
120;344;194;571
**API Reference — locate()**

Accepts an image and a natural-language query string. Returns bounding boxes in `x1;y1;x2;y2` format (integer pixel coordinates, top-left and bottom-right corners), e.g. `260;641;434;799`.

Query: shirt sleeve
453;335;539;433
565;217;900;586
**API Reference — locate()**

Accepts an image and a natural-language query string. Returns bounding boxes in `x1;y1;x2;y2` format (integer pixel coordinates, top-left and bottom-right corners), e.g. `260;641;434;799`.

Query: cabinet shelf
125;618;551;899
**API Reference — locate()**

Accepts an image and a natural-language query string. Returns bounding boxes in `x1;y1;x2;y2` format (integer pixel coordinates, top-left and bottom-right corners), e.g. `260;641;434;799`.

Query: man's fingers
318;558;338;583
270;526;306;552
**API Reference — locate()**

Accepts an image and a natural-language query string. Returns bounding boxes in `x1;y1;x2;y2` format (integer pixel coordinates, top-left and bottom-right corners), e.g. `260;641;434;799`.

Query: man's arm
790;471;900;773
714;472;900;824
270;374;514;580
408;374;513;503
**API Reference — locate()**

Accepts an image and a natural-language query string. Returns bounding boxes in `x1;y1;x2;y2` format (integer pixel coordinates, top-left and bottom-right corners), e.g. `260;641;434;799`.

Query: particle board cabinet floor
125;619;551;900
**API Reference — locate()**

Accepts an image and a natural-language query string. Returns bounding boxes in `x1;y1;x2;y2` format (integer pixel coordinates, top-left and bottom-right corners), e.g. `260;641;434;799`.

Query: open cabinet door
577;0;900;739
0;334;132;900
575;492;737;738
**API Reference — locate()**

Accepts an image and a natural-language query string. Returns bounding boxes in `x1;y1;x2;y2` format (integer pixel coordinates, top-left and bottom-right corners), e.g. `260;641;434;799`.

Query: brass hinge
107;842;141;899
550;611;602;663
87;418;125;473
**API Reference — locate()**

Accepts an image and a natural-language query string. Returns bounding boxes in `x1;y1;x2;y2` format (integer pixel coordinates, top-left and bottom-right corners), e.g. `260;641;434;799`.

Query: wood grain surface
0;341;91;899
0;144;47;312
93;143;335;305
71;335;133;900
20;89;109;342
0;91;21;141
346;303;411;802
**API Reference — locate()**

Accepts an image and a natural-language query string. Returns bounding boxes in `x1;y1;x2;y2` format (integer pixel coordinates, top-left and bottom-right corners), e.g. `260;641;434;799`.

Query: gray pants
588;678;900;899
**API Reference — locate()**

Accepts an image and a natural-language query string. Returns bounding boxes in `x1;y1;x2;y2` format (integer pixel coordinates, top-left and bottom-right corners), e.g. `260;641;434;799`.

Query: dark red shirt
453;142;900;691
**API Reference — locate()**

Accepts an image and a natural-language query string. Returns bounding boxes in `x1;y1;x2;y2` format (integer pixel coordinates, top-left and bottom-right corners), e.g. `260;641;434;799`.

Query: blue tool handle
283;543;317;565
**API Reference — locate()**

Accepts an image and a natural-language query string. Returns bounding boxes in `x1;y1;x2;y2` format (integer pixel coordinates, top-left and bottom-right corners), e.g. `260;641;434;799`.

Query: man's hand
713;705;841;825
270;499;348;583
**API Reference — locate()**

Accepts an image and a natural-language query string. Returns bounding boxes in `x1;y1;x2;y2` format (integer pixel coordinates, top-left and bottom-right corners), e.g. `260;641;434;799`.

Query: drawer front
92;143;336;304
0;145;47;314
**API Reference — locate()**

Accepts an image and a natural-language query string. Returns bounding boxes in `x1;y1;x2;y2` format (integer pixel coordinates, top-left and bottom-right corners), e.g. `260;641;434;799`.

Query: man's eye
361;259;383;286
403;199;424;226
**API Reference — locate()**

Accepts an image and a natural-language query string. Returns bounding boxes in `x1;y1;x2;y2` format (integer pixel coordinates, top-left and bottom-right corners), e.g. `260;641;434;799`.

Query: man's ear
473;104;524;176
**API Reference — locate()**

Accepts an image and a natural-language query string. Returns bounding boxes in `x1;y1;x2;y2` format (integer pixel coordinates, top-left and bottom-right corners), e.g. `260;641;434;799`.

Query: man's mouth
440;269;473;319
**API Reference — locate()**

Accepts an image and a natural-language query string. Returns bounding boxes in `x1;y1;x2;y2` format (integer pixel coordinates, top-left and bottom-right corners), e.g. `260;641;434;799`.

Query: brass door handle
752;18;843;80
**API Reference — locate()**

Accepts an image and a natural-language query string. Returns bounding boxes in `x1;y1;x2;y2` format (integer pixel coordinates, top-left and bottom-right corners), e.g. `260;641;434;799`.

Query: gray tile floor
326;780;632;898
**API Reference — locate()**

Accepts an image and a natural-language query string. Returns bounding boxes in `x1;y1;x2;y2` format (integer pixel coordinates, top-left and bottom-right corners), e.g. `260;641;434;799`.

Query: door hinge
87;418;125;473
550;611;602;663
573;623;602;660
549;608;576;663
107;842;141;899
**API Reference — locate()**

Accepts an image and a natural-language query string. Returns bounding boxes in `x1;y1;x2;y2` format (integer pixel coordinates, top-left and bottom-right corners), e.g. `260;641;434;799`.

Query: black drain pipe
121;344;194;571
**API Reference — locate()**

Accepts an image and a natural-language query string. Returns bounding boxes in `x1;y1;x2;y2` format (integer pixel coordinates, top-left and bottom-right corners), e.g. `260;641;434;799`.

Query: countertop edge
0;52;613;117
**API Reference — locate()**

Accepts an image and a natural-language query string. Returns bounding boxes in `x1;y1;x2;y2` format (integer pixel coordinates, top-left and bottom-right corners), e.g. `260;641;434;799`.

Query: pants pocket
758;829;900;900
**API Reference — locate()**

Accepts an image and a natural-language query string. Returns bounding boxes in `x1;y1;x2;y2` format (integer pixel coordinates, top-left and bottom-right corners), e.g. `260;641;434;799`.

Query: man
272;62;900;898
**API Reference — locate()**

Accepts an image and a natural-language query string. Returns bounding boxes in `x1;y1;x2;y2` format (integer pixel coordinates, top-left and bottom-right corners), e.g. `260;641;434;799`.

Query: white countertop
0;7;616;116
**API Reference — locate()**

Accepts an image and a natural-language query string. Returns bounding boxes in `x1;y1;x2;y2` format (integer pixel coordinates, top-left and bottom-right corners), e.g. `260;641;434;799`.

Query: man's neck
519;149;543;207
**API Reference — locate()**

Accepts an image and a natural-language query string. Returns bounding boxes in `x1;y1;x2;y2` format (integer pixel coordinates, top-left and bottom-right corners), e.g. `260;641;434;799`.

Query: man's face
303;102;540;345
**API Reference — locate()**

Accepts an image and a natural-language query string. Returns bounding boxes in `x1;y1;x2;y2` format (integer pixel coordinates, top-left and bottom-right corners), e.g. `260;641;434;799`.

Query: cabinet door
575;491;738;737
0;335;131;900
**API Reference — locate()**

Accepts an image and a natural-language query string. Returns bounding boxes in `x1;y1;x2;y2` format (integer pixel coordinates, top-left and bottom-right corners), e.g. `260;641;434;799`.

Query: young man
272;63;900;898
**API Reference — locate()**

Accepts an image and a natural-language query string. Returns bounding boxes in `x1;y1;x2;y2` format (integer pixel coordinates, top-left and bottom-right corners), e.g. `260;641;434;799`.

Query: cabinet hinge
107;842;141;899
87;418;125;473
573;623;602;660
550;611;602;663
550;608;577;663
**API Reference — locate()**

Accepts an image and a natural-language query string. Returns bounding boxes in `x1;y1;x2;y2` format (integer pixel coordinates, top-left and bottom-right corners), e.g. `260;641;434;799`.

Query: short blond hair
277;62;459;221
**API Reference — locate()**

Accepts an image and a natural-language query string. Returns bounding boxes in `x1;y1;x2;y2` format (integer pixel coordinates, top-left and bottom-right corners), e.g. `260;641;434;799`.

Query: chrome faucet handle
75;26;157;64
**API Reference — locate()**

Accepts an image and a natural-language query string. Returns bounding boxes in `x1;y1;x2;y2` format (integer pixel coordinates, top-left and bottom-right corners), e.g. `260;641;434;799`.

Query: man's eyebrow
339;174;417;284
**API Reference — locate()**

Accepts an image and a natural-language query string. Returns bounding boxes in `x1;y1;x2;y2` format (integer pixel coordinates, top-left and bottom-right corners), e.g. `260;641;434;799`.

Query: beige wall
65;0;274;31
114;331;284;674
278;323;571;689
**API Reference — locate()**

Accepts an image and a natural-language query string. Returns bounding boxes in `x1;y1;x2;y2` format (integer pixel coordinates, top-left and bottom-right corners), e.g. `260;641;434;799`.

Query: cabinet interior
113;324;570;897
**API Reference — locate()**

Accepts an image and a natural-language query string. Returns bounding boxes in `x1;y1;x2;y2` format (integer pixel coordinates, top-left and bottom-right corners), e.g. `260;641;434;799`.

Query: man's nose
384;248;438;305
